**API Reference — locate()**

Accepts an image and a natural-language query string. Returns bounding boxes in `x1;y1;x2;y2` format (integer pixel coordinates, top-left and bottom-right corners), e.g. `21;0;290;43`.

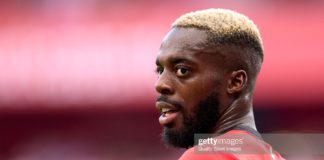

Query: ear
227;70;248;94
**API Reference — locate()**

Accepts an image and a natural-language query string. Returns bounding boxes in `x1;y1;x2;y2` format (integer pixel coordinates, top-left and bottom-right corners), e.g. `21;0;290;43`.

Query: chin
161;124;195;148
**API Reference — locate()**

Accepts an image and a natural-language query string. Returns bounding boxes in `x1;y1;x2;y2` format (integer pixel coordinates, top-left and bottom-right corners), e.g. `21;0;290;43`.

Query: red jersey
179;130;285;160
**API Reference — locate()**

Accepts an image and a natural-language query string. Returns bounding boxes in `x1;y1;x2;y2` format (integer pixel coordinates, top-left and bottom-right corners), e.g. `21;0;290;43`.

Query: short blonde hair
172;8;263;84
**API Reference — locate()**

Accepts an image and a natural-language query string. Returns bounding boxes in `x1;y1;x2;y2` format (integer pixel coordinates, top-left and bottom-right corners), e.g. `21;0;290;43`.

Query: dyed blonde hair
172;8;263;86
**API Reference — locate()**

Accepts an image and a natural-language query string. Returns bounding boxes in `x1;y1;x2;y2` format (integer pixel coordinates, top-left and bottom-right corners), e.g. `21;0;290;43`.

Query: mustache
156;96;183;110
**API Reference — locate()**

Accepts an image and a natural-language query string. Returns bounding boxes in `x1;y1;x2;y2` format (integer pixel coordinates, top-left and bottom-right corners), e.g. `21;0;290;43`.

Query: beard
161;92;220;148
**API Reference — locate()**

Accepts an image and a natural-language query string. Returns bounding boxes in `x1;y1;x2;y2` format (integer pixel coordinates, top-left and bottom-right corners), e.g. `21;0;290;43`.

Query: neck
213;95;256;134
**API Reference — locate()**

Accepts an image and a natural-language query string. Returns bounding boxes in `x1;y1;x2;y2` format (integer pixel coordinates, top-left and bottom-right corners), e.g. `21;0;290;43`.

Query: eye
155;66;164;75
175;66;190;77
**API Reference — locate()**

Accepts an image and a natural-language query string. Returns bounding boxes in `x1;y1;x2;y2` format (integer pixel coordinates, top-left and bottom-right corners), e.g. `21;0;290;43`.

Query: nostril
155;82;173;95
160;88;172;95
155;73;174;95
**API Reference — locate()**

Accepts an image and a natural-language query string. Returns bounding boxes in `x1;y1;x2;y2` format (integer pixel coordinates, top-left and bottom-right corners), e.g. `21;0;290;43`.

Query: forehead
157;28;212;64
160;27;208;54
156;27;224;65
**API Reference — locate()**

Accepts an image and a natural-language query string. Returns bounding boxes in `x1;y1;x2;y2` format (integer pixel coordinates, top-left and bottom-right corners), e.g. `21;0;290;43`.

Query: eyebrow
155;56;195;66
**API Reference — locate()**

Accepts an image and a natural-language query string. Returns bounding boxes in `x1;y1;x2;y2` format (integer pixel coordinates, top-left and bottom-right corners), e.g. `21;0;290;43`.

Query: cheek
179;76;221;113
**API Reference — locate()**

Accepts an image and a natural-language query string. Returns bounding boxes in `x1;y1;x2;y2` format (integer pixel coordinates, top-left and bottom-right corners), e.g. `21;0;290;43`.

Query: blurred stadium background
0;0;323;159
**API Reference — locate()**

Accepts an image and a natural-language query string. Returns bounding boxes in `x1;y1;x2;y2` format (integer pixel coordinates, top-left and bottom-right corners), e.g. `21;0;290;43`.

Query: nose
155;72;174;95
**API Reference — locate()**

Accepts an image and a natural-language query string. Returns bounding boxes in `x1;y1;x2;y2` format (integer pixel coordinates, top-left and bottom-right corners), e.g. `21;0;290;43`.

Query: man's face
155;27;227;148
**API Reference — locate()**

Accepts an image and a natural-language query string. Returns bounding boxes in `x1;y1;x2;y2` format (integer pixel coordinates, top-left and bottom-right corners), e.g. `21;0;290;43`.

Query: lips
156;101;180;126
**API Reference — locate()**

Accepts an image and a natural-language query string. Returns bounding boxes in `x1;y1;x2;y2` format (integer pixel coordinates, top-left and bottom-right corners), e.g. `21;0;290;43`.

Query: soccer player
154;9;284;159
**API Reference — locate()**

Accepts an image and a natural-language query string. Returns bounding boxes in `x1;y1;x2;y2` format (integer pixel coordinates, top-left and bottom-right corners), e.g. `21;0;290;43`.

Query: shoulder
179;147;238;160
179;130;285;160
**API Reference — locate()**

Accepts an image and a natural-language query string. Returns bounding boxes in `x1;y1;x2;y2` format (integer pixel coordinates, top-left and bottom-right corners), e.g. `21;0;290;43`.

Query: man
155;9;284;159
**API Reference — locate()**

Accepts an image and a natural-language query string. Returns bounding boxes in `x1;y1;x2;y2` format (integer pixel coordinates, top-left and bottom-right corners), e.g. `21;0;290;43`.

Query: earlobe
227;70;247;94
